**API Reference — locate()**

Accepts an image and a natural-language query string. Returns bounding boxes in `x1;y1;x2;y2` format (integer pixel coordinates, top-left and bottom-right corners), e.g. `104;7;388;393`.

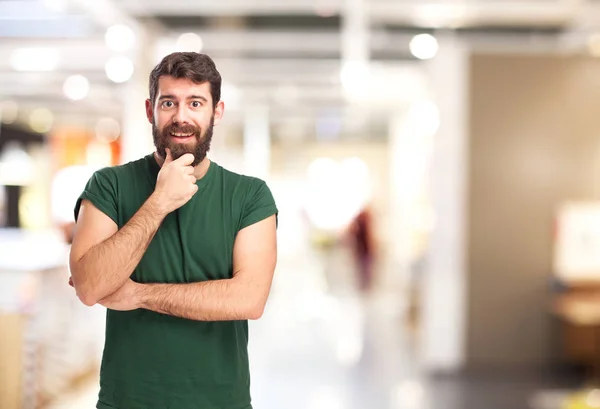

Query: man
69;52;278;409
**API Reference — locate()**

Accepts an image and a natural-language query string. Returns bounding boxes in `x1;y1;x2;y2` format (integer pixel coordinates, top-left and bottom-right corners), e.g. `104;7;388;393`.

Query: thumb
164;148;173;164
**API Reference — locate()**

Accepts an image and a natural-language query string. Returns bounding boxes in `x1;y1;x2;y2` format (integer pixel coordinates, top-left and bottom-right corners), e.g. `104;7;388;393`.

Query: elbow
70;262;102;307
75;285;100;307
247;303;266;320
78;292;98;307
71;274;99;307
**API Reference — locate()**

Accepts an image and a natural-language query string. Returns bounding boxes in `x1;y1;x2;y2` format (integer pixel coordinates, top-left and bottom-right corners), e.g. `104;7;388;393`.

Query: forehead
156;76;211;101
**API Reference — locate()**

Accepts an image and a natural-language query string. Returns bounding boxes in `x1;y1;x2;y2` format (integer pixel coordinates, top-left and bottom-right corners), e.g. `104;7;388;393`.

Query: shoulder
216;163;270;192
214;165;278;230
109;156;148;176
213;164;276;209
91;156;148;183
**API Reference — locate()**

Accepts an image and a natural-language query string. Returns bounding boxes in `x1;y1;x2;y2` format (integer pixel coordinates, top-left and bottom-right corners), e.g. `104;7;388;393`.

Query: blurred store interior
5;0;600;408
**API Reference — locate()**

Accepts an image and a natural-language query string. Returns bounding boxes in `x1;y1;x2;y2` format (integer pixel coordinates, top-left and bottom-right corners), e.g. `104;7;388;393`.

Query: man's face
146;76;224;166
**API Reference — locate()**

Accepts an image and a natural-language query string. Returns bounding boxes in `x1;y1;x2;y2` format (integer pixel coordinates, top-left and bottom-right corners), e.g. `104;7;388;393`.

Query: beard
153;117;214;167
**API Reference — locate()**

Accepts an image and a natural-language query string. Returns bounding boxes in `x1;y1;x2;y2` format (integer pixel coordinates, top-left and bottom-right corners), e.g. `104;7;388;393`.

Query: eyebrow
158;94;208;103
189;95;209;103
158;94;176;101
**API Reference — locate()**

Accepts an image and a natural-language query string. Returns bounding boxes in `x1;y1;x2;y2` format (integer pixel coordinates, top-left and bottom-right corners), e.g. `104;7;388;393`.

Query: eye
161;100;174;109
191;101;202;108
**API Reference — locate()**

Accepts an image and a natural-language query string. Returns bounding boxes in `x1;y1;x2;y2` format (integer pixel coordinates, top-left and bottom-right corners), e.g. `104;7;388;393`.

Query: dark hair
148;52;222;108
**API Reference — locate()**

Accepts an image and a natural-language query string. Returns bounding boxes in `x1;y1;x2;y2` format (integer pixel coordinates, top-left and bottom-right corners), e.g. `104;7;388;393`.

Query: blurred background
4;0;600;408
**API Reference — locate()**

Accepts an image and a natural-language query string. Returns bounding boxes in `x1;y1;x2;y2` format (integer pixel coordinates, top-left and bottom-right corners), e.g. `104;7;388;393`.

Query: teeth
171;132;192;137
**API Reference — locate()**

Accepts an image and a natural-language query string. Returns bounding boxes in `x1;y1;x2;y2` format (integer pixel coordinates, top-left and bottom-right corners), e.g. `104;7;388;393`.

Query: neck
153;151;211;180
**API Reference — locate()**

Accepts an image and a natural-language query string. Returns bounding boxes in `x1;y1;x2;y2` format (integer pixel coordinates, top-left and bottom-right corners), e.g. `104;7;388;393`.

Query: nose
172;105;189;125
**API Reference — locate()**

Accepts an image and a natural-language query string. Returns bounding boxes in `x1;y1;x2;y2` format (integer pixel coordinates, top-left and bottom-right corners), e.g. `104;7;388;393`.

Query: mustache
163;123;200;135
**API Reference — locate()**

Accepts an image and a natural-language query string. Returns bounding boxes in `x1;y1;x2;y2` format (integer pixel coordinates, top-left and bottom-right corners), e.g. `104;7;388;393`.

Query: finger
184;166;195;175
188;175;197;184
174;153;195;166
164;148;173;164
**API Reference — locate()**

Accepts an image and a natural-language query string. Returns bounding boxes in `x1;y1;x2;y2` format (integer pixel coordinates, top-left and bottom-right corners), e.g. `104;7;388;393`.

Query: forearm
72;195;165;305
138;278;266;321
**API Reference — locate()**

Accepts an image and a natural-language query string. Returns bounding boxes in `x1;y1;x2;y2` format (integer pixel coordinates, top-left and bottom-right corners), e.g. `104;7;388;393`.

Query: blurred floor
47;246;582;409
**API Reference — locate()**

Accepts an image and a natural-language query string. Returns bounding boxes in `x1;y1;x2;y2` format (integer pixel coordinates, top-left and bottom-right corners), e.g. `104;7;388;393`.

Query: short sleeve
239;179;278;231
74;169;118;224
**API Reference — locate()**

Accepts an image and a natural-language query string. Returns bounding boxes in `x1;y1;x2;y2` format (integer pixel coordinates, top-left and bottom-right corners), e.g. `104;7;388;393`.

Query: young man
69;52;278;409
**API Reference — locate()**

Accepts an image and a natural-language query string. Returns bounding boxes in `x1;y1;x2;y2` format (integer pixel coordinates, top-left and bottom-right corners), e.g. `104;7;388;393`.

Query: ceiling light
63;75;90;101
176;33;203;52
10;48;59;72
105;56;134;83
29;108;54;133
105;24;135;52
409;34;439;60
95;117;121;143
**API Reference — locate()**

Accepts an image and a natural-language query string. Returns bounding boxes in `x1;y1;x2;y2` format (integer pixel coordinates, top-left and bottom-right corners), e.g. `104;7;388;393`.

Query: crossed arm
69;199;277;321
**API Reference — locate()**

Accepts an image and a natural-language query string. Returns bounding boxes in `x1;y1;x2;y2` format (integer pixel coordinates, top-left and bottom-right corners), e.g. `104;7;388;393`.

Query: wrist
134;282;150;309
146;193;169;219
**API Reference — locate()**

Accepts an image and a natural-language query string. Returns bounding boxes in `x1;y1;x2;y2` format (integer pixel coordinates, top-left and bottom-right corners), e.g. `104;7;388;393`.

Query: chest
118;180;242;284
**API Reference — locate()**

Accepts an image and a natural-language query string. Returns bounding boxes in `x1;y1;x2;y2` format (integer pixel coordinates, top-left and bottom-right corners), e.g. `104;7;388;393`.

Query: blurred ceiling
1;0;599;140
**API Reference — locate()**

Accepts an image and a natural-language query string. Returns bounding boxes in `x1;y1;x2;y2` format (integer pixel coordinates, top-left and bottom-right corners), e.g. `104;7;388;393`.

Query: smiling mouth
170;132;194;138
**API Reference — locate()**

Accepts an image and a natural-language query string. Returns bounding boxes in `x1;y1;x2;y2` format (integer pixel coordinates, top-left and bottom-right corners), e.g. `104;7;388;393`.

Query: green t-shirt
74;153;278;409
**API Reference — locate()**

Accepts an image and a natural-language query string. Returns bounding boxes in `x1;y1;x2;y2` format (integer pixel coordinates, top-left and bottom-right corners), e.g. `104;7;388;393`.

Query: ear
213;100;225;126
145;99;154;125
